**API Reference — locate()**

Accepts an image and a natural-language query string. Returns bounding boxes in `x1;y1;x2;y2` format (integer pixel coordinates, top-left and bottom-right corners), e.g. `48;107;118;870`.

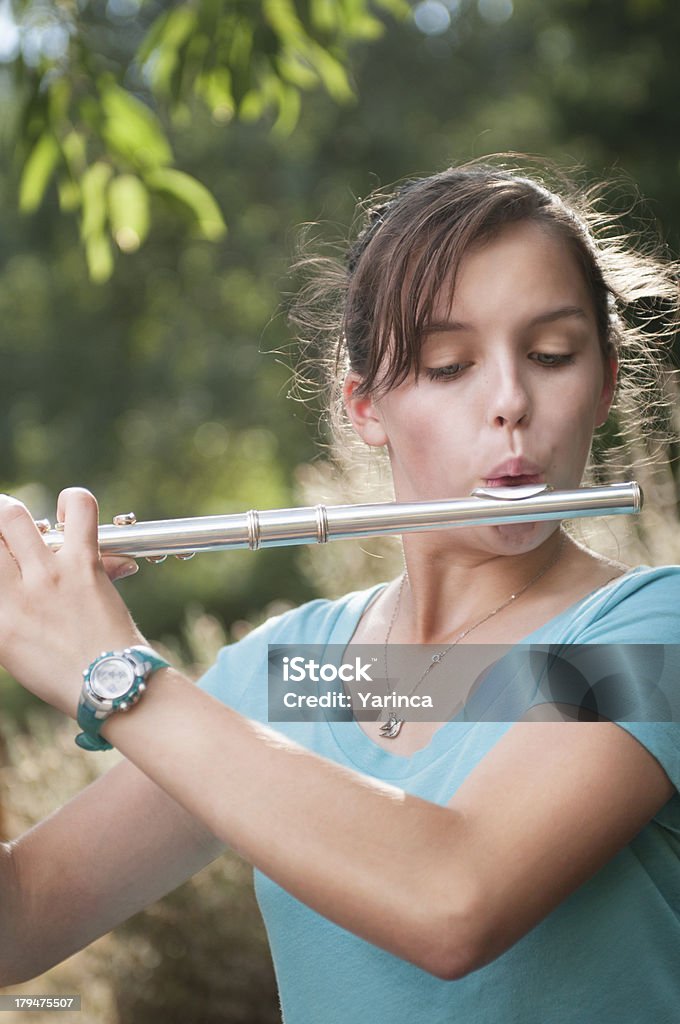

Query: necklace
379;533;565;739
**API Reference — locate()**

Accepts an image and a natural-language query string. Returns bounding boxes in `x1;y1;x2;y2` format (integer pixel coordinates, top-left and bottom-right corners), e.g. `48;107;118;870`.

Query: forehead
427;220;594;325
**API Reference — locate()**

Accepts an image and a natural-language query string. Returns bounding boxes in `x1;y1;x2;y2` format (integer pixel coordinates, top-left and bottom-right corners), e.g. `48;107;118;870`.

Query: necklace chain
379;534;565;739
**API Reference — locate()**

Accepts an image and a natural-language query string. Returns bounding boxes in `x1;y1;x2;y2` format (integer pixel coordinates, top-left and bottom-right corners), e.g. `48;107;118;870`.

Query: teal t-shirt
198;566;680;1024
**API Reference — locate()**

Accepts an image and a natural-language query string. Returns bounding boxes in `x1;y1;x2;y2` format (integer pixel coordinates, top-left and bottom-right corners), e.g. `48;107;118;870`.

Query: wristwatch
76;646;170;751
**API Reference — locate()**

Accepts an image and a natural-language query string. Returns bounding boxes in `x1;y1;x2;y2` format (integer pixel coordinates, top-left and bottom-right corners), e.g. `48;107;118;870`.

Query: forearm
101;669;478;977
0;840;23;985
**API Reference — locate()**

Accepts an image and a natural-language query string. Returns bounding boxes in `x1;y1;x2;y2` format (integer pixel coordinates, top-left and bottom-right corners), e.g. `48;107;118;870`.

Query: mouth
484;458;544;488
484;474;544;488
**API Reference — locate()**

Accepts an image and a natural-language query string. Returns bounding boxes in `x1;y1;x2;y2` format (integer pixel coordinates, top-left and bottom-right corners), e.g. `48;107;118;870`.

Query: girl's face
344;220;617;554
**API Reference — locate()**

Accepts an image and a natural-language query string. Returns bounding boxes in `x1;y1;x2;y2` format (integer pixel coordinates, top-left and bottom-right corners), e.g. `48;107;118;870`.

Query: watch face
89;656;135;700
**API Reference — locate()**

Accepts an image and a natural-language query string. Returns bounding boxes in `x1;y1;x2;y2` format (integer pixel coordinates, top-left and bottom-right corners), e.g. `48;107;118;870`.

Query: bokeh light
414;0;452;36
478;0;513;25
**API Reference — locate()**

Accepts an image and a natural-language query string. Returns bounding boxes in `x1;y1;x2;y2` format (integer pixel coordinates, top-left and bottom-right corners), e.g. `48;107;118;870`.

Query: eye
424;363;469;381
530;353;574;367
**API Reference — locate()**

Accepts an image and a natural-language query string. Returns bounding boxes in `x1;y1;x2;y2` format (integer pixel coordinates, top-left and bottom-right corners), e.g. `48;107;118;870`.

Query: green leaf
152;5;197;54
305;41;354;101
239;88;266;122
145;46;182;97
85;232;114;284
108;174;150;252
227;15;254;70
196;68;235;122
57;176;80;213
263;0;305;42
339;12;384;41
136;8;172;63
145;168;226;240
80;161;113;241
141;7;199;95
275;53;319;89
19;133;60;213
47;77;72;123
81;160;116;281
173;31;212;107
61;130;87;176
309;0;340;32
100;82;173;170
273;81;302;135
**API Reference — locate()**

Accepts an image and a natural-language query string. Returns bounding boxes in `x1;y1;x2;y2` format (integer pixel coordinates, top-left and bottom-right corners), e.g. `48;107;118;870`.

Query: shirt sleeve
614;723;680;797
571;567;680;798
194;615;278;716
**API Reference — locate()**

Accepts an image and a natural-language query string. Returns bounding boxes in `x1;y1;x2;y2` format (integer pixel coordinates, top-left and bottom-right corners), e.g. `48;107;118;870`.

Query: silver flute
38;482;642;562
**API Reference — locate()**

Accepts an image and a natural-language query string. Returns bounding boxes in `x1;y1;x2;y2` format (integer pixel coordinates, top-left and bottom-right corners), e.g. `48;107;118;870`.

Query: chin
486;521;558;552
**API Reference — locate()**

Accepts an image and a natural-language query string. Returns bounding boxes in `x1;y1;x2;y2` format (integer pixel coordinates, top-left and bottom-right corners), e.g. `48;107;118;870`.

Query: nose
486;364;531;429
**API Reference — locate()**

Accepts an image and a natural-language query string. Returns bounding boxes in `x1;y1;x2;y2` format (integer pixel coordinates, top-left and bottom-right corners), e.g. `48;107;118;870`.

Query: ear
595;350;618;428
342;373;389;447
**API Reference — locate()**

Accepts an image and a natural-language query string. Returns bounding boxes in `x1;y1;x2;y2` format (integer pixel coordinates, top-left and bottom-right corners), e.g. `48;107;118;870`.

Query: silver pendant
379;712;404;739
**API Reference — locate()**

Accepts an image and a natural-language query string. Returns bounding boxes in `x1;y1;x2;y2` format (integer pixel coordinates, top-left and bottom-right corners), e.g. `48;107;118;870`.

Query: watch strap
75;704;115;751
75;647;170;752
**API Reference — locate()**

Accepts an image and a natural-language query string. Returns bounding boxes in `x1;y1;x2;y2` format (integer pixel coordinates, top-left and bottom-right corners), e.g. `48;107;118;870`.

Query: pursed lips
484;459;544;488
485;473;544;487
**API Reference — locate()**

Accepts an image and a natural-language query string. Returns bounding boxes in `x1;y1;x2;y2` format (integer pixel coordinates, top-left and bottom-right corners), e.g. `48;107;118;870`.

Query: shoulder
567;565;680;644
549;565;680;803
249;583;387;646
196;584;385;705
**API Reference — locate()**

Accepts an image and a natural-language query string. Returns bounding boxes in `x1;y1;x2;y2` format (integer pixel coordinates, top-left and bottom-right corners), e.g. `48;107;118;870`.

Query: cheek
557;360;606;421
572;389;601;424
552;393;600;470
380;390;432;438
380;399;443;472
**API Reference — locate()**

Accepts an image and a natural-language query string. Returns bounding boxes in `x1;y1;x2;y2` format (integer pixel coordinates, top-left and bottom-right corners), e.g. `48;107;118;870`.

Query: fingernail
116;561;139;580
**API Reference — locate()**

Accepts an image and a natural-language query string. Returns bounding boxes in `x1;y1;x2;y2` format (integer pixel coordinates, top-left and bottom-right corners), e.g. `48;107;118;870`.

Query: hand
102;554;139;583
0;487;147;719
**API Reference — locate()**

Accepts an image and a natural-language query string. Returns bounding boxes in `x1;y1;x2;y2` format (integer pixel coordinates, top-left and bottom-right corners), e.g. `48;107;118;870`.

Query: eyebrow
423;305;589;334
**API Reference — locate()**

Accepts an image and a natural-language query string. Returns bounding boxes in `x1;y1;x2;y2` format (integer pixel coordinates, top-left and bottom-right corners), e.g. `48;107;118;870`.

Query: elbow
417;920;482;982
407;884;486;982
0;965;33;989
0;843;35;988
424;948;478;983
0;936;44;989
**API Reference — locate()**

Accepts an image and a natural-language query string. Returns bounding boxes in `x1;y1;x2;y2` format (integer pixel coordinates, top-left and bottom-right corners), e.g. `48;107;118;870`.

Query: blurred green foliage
8;0;407;278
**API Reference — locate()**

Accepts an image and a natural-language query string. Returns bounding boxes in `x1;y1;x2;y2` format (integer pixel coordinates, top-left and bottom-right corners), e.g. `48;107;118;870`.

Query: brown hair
290;156;678;479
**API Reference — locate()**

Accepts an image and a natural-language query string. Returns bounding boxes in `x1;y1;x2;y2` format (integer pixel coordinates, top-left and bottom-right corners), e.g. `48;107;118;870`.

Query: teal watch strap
75;647;170;752
75;705;114;752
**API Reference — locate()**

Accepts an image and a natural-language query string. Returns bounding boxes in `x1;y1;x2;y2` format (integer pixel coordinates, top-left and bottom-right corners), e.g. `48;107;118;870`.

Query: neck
397;528;566;644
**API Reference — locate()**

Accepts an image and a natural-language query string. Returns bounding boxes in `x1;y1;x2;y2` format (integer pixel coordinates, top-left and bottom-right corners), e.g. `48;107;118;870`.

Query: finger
0;529;21;582
0;495;52;573
56;487;100;557
101;556;139;582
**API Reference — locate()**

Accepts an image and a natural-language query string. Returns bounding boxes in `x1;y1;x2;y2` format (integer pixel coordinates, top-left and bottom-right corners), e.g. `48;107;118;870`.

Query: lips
485;458;544;488
485;475;544;487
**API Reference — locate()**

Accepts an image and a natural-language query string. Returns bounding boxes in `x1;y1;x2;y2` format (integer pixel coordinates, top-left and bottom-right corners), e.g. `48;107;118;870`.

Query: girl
1;160;679;1023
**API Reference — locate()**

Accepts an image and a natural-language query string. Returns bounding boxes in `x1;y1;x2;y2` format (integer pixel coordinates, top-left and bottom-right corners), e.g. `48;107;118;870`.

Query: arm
97;673;675;980
0;759;225;986
444;717;675;970
0;840;20;976
0;490;675;981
